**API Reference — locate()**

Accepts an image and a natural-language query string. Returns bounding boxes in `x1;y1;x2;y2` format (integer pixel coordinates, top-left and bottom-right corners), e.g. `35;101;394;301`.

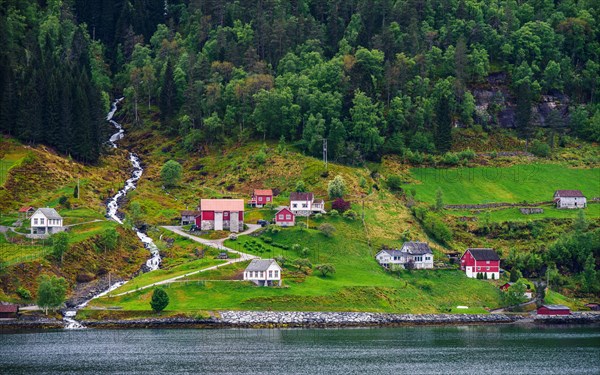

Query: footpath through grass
409;164;600;205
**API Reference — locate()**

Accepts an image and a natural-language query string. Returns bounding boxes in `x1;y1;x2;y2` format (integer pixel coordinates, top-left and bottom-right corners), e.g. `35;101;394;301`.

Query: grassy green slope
409;164;600;205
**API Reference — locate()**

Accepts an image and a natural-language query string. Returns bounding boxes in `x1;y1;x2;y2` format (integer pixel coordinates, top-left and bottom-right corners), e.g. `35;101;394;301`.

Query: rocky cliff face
473;72;570;129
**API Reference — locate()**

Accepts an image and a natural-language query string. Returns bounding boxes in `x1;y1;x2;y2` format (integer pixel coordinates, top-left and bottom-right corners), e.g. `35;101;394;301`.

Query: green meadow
409;164;600;205
92;222;503;313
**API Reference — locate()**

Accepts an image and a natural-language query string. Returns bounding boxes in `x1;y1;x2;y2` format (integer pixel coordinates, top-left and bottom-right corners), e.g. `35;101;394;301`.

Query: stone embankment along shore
2;311;599;330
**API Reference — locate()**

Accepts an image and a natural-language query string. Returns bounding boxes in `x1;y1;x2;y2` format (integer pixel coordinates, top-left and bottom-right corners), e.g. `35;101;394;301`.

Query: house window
302;203;307;208
34;218;38;225
258;197;263;202
286;214;291;220
425;257;430;261
266;197;271;201
274;270;279;278
292;203;297;208
268;270;273;278
486;261;490;264
40;218;44;225
486;267;490;270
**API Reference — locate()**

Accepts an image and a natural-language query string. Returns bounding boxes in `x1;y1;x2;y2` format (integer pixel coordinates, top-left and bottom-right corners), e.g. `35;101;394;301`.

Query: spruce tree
159;60;176;126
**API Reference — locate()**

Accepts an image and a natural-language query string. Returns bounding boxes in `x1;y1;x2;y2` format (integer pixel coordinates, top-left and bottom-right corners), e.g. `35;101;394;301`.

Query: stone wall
520;208;544;215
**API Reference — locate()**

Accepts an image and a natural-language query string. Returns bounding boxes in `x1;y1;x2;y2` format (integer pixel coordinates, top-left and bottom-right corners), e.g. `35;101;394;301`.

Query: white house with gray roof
243;259;282;286
30;208;64;237
375;242;434;270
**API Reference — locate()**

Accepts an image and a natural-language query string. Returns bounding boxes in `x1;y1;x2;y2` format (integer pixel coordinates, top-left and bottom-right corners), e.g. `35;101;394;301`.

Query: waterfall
63;97;161;329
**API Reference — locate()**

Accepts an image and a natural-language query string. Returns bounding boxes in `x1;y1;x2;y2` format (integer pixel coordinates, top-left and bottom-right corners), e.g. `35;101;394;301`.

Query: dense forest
1;0;600;163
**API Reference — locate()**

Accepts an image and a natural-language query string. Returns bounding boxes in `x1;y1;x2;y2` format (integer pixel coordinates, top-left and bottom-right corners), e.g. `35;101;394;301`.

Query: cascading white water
63;98;161;329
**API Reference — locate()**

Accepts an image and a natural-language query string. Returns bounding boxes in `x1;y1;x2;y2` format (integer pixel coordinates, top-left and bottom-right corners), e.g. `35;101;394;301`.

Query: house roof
180;210;200;216
554;190;585;197
35;208;62;220
18;206;35;212
378;249;403;257
540;304;570;310
0;304;18;313
275;207;294;216
290;192;314;201
466;248;500;261
245;259;280;272
402;241;433;255
200;199;244;212
253;189;273;196
313;198;324;204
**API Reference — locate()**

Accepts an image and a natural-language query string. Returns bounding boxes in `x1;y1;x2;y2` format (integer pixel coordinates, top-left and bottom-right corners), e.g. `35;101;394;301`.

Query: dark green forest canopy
1;0;600;162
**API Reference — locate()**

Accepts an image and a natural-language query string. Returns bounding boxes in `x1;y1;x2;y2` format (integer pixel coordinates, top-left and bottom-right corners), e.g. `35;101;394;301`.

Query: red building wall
537;306;570;315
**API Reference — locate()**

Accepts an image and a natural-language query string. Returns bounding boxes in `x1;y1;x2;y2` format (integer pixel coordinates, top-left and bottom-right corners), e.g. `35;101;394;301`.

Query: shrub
262;236;273;243
318;223;336;237
359;176;367;189
387;175;403;191
150;288;169;313
295;180;307;192
17;286;32;300
458;148;476;161
58;196;71;209
161;160;183;187
255;149;267;164
423;215;453;243
294;258;312;274
327;175;347;199
530;140;550;157
314;213;323;220
274;256;287;267
331;198;350;213
343;209;358;220
266;225;280;234
296;222;307;229
442;152;460;165
291;244;302;252
315;263;336;277
301;247;310;257
328;209;339;217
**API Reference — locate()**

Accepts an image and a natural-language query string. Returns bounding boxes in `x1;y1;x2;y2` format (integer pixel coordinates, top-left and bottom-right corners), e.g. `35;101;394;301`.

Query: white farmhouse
375;242;434;270
243;259;282;286
289;192;326;217
553;190;587;209
30;208;64;236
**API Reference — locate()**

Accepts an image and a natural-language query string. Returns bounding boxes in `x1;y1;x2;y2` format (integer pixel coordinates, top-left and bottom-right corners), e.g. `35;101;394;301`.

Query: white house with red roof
553;190;586;209
196;199;244;232
249;189;273;207
289;192;326;217
460;248;500;279
274;207;295;227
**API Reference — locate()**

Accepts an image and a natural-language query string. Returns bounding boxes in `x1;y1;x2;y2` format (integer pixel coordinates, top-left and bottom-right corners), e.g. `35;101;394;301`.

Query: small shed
537;304;571;315
243;259;282;286
0;303;19;319
18;206;36;219
584;303;599;311
180;210;200;226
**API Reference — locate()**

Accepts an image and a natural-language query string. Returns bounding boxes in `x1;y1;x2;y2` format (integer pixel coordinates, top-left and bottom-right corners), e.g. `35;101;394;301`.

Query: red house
274;207;295;227
249;189;273;207
196;199;244;233
0;303;19;319
537;304;571;315
18;206;36;218
460;248;500;279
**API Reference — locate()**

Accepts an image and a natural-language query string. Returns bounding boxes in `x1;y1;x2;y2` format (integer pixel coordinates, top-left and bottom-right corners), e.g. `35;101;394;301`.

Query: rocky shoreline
2;311;599;331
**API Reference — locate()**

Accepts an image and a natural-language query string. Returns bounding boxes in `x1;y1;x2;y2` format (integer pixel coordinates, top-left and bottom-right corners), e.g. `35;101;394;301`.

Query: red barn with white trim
537;304;571;315
249;189;273;207
460;248;500;279
196;199;244;233
274;207;295;227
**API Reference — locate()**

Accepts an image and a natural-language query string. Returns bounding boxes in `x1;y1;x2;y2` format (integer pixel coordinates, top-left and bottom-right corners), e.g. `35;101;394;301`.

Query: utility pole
323;138;328;170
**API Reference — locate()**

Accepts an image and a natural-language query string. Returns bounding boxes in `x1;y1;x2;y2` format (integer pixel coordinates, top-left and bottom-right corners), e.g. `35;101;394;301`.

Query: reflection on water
1;325;599;374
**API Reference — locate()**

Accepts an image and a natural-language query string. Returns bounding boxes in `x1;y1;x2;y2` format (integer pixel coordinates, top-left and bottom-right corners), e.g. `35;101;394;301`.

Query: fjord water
1;325;599;374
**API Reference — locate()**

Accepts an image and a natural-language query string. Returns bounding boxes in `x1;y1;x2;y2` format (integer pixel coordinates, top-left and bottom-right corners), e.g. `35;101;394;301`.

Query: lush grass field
0;149;27;186
409;164;600;205
448;203;600;222
92;221;503;313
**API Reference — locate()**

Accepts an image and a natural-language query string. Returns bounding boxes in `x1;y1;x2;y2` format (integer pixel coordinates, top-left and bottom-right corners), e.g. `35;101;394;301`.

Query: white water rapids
63;98;161;329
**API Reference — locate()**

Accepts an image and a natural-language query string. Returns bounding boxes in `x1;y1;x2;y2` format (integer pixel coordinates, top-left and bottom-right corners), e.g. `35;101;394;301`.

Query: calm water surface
1;325;599;374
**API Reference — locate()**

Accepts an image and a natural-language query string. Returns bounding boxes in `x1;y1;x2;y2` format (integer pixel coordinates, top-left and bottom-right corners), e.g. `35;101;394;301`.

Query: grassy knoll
448;203;600;222
544;290;587;310
109;258;227;295
92;222;503;313
409;164;600;205
0;148;27;186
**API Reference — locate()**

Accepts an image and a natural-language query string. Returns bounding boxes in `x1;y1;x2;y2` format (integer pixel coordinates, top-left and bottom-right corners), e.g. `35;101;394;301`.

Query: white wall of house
30;211;64;235
290;199;312;216
557;197;587;209
464;266;499;279
244;263;282;286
